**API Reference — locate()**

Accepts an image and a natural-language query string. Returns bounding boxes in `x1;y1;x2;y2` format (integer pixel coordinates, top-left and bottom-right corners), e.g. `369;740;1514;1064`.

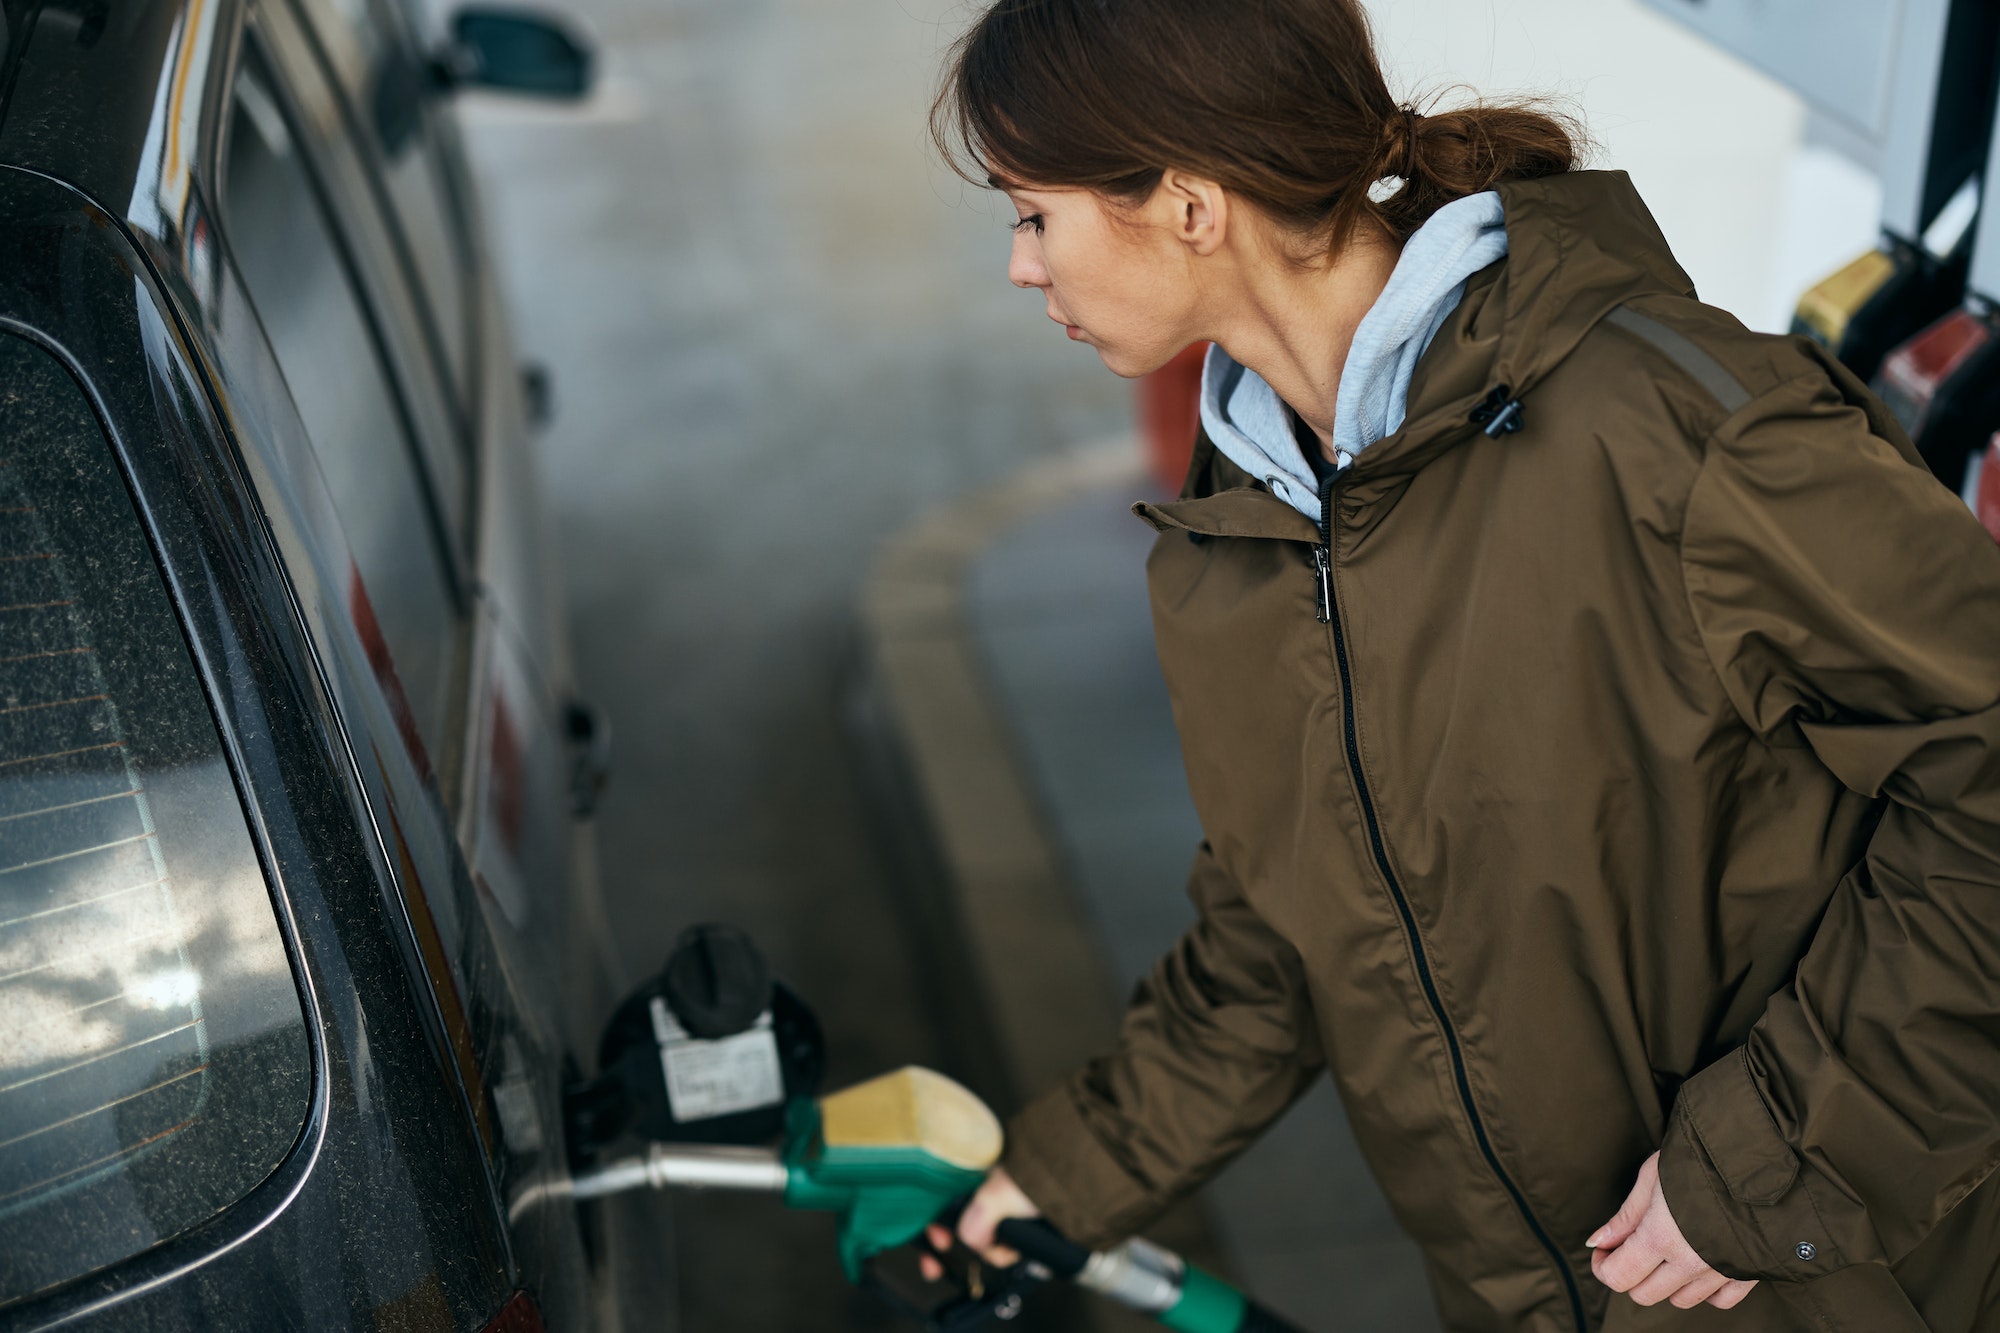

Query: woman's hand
919;1166;1041;1281
1589;1152;1758;1310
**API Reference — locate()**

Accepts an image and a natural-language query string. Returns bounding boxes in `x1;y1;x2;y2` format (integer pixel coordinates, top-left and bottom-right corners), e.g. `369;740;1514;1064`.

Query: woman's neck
1206;229;1402;461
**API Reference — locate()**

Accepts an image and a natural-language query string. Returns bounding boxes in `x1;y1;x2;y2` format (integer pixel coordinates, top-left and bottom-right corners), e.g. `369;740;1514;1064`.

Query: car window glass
220;49;459;771
292;0;474;410
0;336;310;1307
371;54;474;408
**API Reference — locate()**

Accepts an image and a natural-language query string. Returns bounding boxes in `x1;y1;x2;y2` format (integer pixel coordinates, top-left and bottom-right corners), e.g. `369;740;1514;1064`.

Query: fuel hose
995;1218;1306;1333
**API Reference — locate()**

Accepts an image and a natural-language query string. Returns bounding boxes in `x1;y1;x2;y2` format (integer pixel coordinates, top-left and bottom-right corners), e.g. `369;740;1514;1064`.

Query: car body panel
0;168;511;1333
0;0;613;1326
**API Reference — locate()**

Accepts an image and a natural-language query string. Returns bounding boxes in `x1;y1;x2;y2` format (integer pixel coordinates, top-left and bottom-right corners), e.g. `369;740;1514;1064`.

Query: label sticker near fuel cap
650;995;785;1121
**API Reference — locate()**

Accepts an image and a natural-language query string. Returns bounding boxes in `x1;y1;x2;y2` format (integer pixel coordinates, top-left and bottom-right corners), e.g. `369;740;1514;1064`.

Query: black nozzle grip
994;1217;1091;1278
997;1221;1308;1333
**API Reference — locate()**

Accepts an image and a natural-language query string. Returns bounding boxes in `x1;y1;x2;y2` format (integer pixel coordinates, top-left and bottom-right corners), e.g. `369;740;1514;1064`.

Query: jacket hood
1143;170;1700;537
1366;169;1697;485
1199;190;1511;521
1487;170;1698;395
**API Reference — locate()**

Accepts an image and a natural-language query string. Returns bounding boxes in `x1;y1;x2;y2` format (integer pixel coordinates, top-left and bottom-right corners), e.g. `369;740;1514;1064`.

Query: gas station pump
1976;434;2000;541
1795;179;1978;383
1642;0;2000;527
1781;0;2000;380
1874;71;2000;516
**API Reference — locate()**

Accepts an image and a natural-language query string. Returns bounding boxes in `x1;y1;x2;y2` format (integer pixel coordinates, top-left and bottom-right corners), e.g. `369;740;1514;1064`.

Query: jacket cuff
1657;1048;1846;1283
1002;1082;1160;1250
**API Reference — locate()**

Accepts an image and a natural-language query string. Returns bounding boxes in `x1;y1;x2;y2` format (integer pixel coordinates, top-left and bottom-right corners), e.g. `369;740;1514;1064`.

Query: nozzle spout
571;1143;789;1200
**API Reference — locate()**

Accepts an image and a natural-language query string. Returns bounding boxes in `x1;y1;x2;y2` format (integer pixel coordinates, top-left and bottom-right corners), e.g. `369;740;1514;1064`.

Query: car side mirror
566;924;826;1160
436;8;595;99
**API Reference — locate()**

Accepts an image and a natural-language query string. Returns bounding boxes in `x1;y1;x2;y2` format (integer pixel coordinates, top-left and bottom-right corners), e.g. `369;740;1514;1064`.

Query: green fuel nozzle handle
777;1069;1001;1282
995;1218;1306;1333
565;1065;1305;1333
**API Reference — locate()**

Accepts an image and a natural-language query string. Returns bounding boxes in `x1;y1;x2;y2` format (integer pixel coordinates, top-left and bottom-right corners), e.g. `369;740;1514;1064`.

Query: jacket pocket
1658;1049;1844;1282
1685;1049;1799;1206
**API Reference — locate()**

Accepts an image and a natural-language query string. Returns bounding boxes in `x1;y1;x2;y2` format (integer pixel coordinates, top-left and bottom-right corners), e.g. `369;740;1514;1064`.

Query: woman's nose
1008;234;1048;289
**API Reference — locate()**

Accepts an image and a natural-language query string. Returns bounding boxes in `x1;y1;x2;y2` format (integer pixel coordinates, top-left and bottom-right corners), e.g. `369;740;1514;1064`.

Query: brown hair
932;0;1581;256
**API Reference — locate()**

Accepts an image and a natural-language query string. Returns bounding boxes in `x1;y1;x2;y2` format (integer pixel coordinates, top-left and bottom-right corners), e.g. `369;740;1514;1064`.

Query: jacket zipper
1315;474;1588;1332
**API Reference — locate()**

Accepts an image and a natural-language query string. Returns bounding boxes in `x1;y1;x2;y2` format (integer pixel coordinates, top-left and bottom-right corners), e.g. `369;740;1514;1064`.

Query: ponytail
1362;103;1581;242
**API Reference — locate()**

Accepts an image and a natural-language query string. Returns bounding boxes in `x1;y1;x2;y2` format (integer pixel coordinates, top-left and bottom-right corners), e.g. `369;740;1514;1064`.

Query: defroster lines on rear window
0;335;310;1308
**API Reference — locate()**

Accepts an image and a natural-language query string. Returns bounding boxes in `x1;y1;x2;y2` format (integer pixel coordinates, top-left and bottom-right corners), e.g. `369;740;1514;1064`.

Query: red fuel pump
1784;0;2000;381
1873;302;2000;495
1138;342;1207;493
1795;179;1981;383
1976;434;2000;542
1794;235;1969;382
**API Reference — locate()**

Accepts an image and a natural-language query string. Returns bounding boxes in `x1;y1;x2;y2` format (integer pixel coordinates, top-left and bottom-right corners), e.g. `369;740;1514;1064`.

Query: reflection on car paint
346;562;432;782
126;0;222;244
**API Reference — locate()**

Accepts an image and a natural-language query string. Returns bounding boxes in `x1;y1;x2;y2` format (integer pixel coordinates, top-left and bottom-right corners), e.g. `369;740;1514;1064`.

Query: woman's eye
1011;214;1044;234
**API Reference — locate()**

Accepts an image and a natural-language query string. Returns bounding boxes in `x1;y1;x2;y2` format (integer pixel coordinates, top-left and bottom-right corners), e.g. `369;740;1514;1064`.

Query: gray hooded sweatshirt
1198;191;1509;519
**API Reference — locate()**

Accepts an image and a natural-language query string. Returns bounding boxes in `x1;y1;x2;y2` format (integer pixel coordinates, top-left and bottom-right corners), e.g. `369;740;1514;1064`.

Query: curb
861;442;1142;1094
855;440;1232;1328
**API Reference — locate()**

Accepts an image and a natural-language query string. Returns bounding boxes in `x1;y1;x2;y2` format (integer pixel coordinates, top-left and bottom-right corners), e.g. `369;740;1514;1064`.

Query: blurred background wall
1366;0;1881;333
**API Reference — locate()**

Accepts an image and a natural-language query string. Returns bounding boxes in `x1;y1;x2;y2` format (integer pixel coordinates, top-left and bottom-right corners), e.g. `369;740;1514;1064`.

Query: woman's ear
1157;170;1229;257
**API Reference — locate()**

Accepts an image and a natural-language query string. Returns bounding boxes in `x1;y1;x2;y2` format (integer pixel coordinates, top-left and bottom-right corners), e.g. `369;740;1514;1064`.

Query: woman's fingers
1588;1150;1756;1312
1626;1254;1709;1308
1707;1279;1759;1310
959;1200;1022;1266
1667;1271;1729;1310
919;1223;954;1282
1591;1221;1669;1293
955;1167;1039;1267
1586;1152;1659;1254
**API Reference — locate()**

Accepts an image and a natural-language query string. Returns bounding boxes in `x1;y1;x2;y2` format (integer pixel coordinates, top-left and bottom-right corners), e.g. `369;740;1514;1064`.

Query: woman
924;1;2000;1330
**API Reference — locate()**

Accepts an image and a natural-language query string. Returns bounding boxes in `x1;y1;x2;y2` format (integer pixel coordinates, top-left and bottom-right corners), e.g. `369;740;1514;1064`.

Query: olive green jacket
1002;171;2000;1332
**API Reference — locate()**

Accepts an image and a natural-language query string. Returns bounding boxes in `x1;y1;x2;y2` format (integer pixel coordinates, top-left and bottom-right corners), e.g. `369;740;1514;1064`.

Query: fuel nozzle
556;932;1302;1331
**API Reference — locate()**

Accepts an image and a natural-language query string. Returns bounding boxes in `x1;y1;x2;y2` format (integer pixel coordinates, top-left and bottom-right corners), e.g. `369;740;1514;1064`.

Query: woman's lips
1065;324;1085;340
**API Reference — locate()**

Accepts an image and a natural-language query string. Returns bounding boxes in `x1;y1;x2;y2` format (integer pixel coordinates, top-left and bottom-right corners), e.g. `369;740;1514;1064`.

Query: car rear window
0;335;310;1306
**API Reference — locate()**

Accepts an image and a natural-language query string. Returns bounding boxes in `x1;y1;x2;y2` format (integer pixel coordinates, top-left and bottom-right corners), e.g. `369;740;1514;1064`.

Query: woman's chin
1061;327;1158;378
1089;345;1149;378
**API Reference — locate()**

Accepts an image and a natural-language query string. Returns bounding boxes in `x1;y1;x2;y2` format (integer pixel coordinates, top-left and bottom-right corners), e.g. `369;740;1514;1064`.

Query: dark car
0;0;628;1327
